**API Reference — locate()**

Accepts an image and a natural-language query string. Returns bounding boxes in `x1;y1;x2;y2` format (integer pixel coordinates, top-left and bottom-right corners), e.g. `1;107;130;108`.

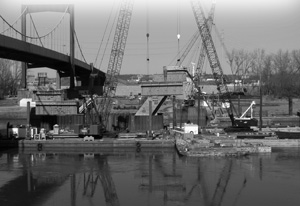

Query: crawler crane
190;0;258;131
99;0;134;130
79;0;134;137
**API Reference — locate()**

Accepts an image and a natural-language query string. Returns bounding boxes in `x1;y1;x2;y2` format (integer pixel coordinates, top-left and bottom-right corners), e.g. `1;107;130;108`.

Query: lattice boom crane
99;0;134;129
195;0;216;82
190;0;236;126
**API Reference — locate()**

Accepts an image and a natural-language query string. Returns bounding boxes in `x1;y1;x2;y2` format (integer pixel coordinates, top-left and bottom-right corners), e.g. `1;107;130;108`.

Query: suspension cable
0;6;69;40
0;6;28;34
29;13;44;47
74;29;87;63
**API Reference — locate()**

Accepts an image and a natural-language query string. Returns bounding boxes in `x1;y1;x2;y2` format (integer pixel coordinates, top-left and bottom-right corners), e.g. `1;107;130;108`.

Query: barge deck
1;137;300;151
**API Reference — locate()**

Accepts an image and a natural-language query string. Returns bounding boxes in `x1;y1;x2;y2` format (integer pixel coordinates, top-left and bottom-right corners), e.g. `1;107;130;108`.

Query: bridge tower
20;4;75;89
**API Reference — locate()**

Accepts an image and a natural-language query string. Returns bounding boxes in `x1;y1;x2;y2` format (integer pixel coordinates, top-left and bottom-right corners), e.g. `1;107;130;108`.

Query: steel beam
141;82;184;96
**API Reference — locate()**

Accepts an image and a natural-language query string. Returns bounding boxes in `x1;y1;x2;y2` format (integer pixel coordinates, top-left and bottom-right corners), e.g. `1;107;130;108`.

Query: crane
190;0;257;129
78;0;134;138
98;0;134;130
172;2;217;121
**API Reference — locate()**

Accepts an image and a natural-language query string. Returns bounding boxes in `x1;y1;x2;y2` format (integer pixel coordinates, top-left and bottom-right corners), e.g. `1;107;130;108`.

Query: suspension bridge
0;4;105;91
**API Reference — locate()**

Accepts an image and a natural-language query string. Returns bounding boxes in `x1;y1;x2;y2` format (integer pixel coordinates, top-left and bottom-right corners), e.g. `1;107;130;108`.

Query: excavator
190;0;258;132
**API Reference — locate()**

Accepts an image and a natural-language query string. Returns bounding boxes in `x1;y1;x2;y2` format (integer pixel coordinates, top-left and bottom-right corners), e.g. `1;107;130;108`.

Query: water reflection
0;148;299;206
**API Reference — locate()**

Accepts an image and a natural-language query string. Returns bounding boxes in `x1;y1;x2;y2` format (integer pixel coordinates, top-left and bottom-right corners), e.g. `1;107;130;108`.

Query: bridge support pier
56;71;61;90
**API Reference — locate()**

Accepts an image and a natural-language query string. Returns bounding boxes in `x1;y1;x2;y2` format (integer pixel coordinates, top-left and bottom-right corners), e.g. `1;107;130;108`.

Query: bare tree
0;59;21;98
9;61;22;95
291;50;300;72
269;50;300;115
250;49;266;95
0;59;13;98
229;49;254;92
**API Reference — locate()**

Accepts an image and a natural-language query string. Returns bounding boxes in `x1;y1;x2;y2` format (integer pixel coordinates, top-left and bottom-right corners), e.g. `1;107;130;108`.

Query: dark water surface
0;147;299;206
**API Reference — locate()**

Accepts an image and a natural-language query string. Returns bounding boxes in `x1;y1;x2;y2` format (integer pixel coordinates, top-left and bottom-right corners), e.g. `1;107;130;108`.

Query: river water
0;147;299;206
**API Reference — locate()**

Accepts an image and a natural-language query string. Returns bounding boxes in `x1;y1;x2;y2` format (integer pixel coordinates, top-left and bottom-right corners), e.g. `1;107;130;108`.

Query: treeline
224;49;300;114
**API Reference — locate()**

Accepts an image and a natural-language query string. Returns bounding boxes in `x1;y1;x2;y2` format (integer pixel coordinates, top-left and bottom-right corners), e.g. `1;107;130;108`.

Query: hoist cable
97;1;120;69
146;0;150;75
94;0;117;67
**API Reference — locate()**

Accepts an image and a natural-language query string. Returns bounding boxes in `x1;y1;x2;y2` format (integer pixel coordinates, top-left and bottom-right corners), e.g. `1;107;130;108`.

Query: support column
26;101;31;139
197;86;201;132
56;71;61;89
172;95;176;128
69;5;75;89
149;97;152;135
21;5;27;89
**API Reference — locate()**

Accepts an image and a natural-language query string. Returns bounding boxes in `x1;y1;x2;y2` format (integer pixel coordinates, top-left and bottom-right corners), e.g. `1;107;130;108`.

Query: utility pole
259;73;263;131
198;86;201;133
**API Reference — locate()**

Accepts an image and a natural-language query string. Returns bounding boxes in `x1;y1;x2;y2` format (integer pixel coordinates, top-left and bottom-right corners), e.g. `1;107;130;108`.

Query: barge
274;128;300;139
175;138;271;157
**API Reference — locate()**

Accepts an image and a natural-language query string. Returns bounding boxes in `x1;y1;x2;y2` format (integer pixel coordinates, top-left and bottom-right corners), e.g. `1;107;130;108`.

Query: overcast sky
1;0;300;76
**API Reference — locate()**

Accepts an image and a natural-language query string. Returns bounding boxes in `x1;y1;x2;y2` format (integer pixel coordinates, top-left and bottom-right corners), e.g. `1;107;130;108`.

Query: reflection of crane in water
184;158;248;206
232;176;247;206
184;158;210;205
83;155;119;206
137;153;186;204
210;159;233;206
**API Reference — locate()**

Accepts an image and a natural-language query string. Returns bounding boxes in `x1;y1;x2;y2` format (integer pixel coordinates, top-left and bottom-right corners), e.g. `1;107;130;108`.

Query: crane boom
190;0;235;126
213;25;235;74
195;0;216;79
99;0;134;128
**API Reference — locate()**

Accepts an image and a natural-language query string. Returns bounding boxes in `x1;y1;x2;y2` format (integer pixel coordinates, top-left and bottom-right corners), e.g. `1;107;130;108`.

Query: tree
0;58;21;98
248;49;266;95
229;49;254;92
268;50;300;115
261;54;273;96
